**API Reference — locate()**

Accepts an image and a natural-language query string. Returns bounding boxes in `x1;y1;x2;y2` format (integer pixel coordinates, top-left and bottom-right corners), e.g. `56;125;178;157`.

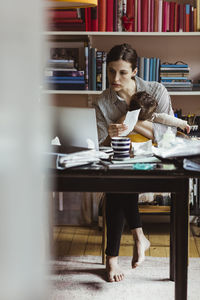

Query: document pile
183;157;200;171
152;128;200;159
57;149;109;169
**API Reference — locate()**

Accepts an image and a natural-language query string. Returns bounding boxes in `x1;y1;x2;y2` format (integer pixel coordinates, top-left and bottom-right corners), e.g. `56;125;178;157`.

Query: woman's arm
134;120;154;140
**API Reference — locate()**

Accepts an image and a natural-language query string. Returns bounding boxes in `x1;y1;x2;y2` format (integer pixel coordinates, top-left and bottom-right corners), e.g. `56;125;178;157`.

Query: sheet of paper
119;109;141;136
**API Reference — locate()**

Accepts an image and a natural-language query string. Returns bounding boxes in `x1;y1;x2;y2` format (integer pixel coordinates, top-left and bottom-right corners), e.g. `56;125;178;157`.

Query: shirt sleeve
152;113;187;130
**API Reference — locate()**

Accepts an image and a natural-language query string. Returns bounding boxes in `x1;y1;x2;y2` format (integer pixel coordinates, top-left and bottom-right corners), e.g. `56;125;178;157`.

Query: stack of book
45;60;85;90
46;8;85;31
160;63;192;90
137;57;160;82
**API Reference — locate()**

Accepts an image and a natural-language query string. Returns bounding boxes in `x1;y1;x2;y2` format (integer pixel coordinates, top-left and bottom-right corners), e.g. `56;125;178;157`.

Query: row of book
46;0;200;32
44;44;192;91
160;62;192;90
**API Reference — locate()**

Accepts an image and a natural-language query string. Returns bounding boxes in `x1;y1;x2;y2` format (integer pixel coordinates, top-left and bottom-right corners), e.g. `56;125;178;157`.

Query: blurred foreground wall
0;1;50;300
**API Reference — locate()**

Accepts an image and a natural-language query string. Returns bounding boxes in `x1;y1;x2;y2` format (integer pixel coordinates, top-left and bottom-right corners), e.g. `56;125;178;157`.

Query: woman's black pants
105;193;141;257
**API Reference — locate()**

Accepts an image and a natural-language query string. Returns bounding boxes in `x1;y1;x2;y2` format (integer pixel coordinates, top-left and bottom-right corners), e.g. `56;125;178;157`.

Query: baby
128;91;190;134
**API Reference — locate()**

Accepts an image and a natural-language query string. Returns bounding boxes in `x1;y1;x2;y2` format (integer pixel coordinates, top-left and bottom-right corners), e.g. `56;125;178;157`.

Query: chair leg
102;196;106;265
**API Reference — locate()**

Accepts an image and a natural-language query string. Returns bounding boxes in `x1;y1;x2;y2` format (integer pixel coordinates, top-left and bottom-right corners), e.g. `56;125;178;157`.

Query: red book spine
127;0;135;32
106;0;114;31
154;0;159;32
162;1;167;32
175;3;180;32
85;8;88;31
87;8;92;31
137;0;141;32
49;9;78;19
98;0;106;31
150;0;154;32
179;3;184;32
183;4;186;32
185;4;190;32
113;0;118;31
158;0;163;32
52;18;83;23
190;6;194;32
91;7;98;31
169;2;175;32
141;0;148;32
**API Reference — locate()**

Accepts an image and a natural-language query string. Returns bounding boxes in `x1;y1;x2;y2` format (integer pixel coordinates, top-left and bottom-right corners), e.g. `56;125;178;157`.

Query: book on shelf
46;76;85;82
45;70;84;77
48;82;86;90
113;0;118;31
98;0;106;31
46;0;199;32
106;0;114;31
91;6;98;31
160;63;188;68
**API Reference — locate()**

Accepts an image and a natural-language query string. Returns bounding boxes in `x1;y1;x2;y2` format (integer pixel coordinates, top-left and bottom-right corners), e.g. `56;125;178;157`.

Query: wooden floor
53;223;200;258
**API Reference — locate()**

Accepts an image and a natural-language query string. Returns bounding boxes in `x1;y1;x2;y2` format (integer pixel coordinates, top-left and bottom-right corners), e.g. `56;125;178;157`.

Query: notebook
49;106;99;151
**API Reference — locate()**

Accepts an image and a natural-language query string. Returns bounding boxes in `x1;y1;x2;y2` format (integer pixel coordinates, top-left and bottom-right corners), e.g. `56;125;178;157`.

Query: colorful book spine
190;6;194;32
154;0;159;32
91;7;98;31
113;0;118;31
158;0;163;32
102;51;107;90
162;1;168;32
179;3;184;32
185;4;190;32
127;0;135;32
117;0;123;31
150;0;154;32
134;0;138;31
98;0;106;31
137;0;141;32
84;42;89;90
141;0;148;32
197;0;200;31
96;51;103;90
169;2;175;32
175;3;180;32
106;0;114;31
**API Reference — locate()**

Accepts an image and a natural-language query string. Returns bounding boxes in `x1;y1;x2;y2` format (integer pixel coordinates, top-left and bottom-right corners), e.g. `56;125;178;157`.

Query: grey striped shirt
92;76;176;145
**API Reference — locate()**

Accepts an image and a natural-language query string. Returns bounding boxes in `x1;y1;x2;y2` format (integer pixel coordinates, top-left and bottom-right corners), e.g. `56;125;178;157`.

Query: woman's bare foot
106;256;124;282
131;227;150;268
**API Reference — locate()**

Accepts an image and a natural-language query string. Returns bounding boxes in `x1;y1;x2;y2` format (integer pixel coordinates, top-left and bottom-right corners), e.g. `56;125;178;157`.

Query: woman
92;44;175;282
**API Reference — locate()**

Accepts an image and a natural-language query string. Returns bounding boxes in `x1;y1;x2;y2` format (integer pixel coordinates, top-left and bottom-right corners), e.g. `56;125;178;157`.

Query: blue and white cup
111;137;131;159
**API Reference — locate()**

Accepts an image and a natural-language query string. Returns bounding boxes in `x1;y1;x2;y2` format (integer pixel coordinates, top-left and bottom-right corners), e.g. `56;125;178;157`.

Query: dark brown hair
129;91;158;120
106;43;138;71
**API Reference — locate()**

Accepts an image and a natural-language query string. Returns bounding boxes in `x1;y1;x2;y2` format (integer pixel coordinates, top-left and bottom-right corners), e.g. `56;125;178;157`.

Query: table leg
174;180;189;300
170;193;175;281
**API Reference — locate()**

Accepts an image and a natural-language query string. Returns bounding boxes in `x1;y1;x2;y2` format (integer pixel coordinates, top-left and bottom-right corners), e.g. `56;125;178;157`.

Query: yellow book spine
197;0;200;31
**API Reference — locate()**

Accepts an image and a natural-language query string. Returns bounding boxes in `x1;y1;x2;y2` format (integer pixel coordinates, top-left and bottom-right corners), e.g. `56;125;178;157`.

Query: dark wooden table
49;164;200;300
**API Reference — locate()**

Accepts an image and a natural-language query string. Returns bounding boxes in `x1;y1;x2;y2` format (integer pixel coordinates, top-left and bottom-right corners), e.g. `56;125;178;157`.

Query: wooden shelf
44;31;200;37
139;205;170;214
43;89;200;96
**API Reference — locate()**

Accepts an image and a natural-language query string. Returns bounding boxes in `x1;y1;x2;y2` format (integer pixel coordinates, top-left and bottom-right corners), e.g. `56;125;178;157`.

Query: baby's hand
185;124;191;134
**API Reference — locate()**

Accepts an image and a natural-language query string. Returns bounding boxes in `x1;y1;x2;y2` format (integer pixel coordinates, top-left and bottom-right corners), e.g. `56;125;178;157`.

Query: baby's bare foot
132;236;150;268
106;256;124;282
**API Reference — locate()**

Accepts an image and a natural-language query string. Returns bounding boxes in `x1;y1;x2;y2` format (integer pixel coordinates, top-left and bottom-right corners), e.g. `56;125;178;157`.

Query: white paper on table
119;109;141;136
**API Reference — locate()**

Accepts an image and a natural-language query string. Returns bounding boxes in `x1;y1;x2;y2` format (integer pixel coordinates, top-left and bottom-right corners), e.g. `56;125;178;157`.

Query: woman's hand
108;123;128;138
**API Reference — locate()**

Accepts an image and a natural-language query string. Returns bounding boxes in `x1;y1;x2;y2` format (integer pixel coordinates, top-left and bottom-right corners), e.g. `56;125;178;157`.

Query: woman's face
107;59;137;92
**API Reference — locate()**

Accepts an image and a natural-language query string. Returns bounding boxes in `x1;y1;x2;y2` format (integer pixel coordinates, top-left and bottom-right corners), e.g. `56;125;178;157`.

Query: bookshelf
45;31;200;115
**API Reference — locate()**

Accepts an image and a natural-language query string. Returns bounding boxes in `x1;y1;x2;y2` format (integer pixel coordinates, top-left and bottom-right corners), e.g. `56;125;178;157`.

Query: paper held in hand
119;109;141;136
